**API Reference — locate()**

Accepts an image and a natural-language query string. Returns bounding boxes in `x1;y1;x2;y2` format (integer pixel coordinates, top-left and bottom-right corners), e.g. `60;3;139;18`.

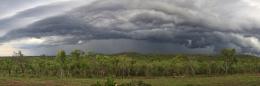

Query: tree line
0;48;260;78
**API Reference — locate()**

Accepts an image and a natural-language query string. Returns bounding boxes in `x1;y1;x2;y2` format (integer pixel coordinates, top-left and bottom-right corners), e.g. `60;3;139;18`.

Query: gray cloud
24;39;215;56
0;0;94;36
0;0;59;19
1;0;260;55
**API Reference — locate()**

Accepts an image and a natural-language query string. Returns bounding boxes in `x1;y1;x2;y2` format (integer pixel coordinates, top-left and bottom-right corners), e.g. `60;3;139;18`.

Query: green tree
70;49;84;77
71;49;84;61
56;50;66;78
221;48;237;74
2;59;14;76
56;50;66;64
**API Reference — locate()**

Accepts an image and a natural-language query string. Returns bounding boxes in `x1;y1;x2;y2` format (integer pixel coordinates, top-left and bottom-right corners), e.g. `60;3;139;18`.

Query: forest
0;48;259;78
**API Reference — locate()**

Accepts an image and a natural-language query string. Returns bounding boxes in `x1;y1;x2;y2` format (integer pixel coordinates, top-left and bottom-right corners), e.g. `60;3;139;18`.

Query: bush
91;81;102;86
119;80;151;86
91;79;152;86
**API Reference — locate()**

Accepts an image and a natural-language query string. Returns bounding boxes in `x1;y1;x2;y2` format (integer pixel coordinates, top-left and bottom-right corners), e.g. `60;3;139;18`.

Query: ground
0;74;259;86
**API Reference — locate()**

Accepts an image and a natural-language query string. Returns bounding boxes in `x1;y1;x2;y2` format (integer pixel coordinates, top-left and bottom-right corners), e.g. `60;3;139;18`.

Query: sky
1;0;260;56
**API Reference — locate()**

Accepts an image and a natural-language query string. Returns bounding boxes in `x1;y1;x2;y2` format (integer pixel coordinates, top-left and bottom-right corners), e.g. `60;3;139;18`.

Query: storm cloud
1;0;260;55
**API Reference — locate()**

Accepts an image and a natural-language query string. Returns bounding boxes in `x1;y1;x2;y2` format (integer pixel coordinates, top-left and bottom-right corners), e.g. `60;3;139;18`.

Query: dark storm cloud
1;0;260;54
0;0;54;18
0;0;92;36
0;2;68;28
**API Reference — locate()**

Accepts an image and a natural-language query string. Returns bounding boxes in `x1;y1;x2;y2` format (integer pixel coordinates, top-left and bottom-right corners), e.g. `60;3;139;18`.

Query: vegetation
91;78;151;86
0;48;260;78
0;48;260;85
0;75;259;86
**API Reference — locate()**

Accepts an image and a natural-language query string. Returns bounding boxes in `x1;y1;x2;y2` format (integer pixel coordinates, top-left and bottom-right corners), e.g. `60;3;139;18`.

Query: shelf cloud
1;0;260;55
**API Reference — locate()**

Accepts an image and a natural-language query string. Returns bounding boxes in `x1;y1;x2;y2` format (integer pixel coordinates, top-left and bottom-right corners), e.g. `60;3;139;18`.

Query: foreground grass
0;74;260;86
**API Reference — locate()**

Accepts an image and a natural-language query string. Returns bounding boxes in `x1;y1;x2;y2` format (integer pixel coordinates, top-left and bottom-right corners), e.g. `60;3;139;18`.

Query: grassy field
0;74;260;86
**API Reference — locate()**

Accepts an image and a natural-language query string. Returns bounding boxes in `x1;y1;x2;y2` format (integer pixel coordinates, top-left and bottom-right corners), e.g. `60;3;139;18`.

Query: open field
0;74;259;86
